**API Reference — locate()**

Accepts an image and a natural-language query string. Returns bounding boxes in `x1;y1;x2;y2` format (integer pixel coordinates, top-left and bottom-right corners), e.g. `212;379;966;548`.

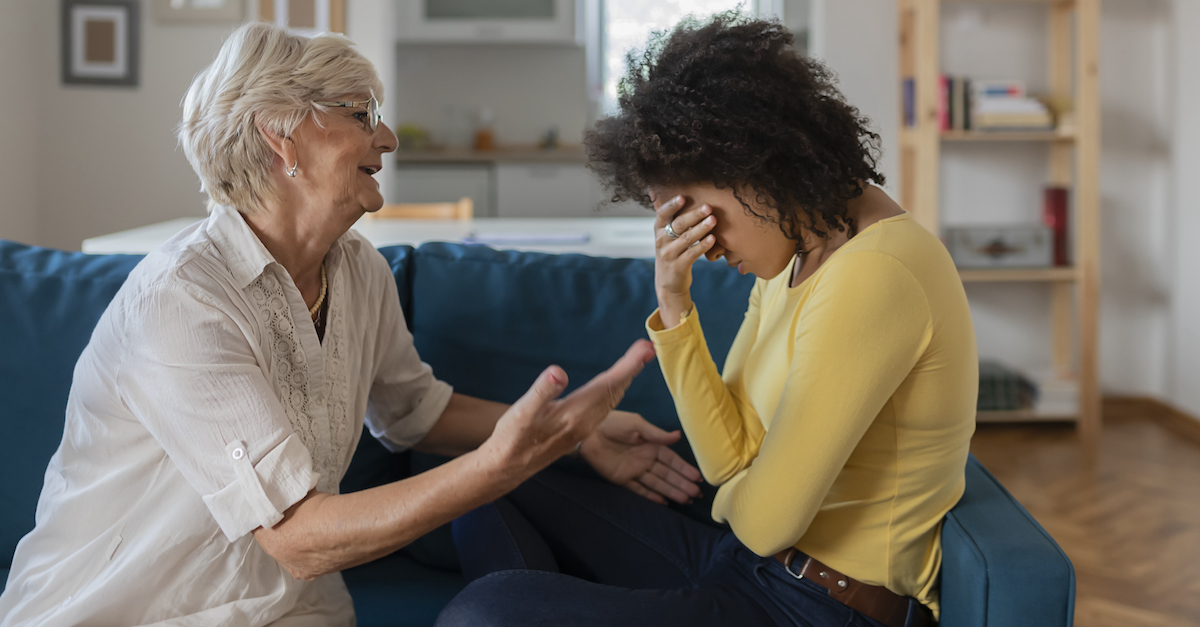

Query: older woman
440;15;976;627
0;22;702;626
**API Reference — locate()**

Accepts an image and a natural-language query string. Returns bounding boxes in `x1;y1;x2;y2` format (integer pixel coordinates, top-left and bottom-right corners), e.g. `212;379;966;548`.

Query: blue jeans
436;469;897;627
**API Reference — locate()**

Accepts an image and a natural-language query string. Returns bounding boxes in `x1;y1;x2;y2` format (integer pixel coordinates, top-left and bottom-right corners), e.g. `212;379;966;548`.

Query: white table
82;216;659;258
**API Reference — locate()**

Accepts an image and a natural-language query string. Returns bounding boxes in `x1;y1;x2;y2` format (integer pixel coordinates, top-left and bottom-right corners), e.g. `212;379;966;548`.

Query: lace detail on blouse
249;273;318;459
247;267;355;495
323;269;352;493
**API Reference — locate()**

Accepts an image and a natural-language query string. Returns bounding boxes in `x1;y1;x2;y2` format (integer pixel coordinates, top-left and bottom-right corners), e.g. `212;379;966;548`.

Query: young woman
438;14;977;627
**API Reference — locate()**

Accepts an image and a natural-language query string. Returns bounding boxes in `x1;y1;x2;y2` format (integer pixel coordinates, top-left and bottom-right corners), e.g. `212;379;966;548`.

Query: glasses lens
369;98;380;131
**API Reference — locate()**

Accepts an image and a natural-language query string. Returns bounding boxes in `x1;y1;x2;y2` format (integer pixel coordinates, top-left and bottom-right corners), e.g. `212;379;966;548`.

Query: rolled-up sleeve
364;255;453;452
117;279;319;542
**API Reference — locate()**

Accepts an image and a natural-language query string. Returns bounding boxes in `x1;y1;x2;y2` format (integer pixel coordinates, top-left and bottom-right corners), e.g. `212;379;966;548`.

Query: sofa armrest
940;454;1076;627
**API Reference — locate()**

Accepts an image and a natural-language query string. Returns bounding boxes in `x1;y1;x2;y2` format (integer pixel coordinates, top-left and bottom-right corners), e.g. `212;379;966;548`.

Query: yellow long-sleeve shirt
646;214;977;616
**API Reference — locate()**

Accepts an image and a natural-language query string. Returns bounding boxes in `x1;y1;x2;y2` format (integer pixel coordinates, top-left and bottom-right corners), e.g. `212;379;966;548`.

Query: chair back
374;198;473;220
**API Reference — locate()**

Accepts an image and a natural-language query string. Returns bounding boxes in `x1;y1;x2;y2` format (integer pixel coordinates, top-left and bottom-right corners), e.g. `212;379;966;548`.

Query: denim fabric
439;469;891;627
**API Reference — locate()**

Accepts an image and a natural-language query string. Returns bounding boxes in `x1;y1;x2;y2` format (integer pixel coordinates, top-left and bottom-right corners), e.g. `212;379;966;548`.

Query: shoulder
817;248;926;295
830;216;957;289
116;229;248;334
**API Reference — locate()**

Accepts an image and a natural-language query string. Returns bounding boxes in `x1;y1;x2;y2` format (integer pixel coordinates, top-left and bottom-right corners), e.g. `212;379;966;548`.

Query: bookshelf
898;0;1101;439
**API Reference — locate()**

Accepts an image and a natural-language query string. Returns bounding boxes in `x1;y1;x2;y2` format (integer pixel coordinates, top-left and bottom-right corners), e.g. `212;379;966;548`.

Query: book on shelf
903;78;915;127
907;75;1056;132
972;79;1025;99
1043;187;1070;267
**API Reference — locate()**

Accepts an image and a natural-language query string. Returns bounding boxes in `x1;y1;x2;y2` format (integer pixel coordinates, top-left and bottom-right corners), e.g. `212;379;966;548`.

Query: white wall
1167;0;1200;417
0;0;44;245
32;3;234;251
808;0;899;193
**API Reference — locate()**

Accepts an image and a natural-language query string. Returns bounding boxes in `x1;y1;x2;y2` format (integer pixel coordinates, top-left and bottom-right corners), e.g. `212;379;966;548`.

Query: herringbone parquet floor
970;402;1200;627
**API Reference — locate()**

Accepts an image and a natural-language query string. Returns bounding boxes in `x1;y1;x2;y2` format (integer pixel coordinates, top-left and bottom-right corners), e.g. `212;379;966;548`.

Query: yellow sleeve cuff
645;306;700;347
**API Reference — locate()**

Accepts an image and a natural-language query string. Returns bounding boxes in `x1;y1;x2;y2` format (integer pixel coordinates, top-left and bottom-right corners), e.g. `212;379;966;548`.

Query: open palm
580;410;704;505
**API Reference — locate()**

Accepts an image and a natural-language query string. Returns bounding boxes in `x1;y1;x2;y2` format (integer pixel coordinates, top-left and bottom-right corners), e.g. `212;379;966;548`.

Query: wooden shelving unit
898;0;1101;440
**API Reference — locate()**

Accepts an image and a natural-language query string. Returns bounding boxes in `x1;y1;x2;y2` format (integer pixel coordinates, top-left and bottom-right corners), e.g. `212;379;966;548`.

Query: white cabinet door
393;164;494;217
495;163;646;218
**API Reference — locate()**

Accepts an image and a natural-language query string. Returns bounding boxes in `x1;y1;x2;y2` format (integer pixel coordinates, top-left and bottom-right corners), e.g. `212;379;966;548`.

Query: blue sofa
0;239;1074;626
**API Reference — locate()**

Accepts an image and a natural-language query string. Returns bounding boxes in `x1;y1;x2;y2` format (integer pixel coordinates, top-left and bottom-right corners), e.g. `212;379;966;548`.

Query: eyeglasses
313;97;381;132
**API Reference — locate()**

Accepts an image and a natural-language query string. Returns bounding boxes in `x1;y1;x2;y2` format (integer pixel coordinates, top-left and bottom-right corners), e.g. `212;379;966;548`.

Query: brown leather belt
773;549;933;627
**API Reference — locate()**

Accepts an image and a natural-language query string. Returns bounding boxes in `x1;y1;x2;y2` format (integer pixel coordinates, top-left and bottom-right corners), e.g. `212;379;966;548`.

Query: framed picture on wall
150;0;244;24
61;0;139;87
259;0;345;36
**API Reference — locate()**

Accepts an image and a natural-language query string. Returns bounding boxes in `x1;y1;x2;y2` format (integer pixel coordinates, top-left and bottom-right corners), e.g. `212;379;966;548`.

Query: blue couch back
0;244;143;567
0;239;1074;626
398;242;752;440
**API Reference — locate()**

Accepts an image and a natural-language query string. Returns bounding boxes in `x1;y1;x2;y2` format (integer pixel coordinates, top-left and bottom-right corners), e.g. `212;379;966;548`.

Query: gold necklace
308;263;327;319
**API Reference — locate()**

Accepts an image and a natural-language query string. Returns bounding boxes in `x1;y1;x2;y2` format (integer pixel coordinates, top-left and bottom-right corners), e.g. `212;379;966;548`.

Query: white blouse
0;206;453;626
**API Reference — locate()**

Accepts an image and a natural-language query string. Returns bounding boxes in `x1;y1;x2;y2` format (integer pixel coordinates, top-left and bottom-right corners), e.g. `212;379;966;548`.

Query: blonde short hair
178;22;385;214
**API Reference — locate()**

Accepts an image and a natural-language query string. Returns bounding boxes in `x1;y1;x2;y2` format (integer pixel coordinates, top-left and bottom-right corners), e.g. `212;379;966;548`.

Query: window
594;0;785;115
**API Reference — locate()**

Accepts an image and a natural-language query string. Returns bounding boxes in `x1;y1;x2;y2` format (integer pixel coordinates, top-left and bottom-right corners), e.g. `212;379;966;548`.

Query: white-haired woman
0;22;700;627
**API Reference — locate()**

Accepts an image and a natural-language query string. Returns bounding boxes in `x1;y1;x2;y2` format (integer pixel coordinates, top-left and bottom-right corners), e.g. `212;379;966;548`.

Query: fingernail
705;216;715;225
670;195;683;206
700;205;711;216
548;371;563;385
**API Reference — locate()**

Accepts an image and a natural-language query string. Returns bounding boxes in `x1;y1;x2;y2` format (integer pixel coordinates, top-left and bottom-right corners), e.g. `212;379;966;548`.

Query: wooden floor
970;400;1200;627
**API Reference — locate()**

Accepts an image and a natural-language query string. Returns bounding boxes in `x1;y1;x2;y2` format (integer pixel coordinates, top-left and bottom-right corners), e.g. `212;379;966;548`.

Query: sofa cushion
0;241;143;569
376;245;416;330
940;455;1075;627
406;242;755;433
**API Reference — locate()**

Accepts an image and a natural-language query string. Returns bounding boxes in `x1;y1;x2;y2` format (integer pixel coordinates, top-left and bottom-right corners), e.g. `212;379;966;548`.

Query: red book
1043;187;1069;266
939;74;950;131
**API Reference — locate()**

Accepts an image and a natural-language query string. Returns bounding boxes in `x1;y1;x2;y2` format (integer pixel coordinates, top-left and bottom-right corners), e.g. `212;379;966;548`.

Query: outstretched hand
483;340;657;480
581;411;703;505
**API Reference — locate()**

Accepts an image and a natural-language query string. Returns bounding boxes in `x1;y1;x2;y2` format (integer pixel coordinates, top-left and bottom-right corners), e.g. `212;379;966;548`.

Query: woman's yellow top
646;214;977;616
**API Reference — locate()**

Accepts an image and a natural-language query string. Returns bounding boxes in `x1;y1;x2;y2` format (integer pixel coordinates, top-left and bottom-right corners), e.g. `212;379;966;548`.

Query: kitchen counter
82;215;657;258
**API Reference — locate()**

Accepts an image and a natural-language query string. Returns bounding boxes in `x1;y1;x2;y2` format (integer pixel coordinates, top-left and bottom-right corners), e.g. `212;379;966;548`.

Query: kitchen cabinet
391;160;645;219
495;163;644;218
393;164;494;217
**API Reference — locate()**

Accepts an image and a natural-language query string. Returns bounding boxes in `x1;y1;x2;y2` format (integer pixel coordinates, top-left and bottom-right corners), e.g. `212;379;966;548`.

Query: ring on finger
664;222;680;239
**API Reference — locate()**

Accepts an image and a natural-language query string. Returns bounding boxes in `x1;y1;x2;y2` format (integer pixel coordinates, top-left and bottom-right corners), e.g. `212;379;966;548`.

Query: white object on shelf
83;216;658;259
1029;369;1080;416
396;0;582;45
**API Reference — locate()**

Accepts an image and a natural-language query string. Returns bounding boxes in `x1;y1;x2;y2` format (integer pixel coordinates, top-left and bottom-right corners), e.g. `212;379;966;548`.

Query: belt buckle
781;549;805;581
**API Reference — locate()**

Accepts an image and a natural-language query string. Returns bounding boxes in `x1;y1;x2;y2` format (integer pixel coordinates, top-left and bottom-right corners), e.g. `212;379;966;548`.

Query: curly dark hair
585;12;884;245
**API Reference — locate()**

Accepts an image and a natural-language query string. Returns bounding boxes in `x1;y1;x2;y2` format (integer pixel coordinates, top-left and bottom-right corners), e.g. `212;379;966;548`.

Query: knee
435;572;537;627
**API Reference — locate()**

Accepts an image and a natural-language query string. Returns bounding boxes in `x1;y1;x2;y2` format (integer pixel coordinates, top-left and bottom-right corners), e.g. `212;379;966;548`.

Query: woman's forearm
414;393;509;458
254;445;521;580
255;341;656;581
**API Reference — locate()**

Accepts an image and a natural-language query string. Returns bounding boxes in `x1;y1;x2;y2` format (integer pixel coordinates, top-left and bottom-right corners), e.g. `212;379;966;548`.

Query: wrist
657;296;694;330
577;431;601;464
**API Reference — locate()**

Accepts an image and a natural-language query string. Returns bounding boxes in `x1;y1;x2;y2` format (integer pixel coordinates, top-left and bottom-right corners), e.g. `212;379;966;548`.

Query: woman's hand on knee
480;340;657;480
653;194;716;329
